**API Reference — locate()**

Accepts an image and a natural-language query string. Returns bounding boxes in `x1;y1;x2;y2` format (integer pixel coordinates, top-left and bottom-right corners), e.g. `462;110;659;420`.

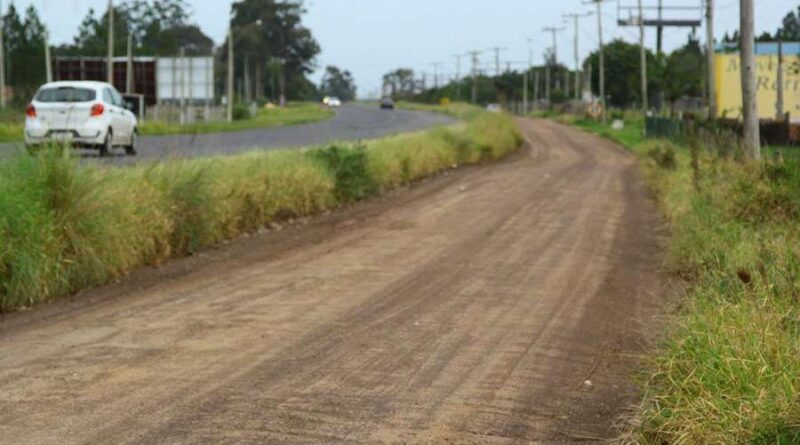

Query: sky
12;0;799;97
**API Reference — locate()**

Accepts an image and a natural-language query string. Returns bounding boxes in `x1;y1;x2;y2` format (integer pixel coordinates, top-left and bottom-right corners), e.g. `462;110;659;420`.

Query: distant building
715;42;800;122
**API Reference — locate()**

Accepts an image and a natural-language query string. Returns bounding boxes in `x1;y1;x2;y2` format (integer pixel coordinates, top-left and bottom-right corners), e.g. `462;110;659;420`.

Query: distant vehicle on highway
486;103;502;113
380;98;395;110
25;81;138;156
322;96;342;107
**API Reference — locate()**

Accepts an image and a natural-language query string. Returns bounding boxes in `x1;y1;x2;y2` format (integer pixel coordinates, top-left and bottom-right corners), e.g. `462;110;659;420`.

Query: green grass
554;114;800;444
0;108;522;312
139;102;333;136
0;107;26;143
395;101;486;120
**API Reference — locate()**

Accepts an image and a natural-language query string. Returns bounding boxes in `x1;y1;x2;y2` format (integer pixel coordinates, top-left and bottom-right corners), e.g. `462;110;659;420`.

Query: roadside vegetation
556;114;800;443
139;102;334;136
0;105;521;311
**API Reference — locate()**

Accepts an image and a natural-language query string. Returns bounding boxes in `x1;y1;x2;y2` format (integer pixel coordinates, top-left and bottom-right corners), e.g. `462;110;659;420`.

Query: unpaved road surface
0;119;663;444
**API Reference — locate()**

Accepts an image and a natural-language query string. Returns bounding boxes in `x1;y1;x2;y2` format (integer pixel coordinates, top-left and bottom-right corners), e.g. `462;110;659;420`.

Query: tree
663;36;705;104
382;68;415;98
778;6;800;40
320;66;356;101
62;1;212;57
225;0;320;104
584;39;659;108
3;4;47;102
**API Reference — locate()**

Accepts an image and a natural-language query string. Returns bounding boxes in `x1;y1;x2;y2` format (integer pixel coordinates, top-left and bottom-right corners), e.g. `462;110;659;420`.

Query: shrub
309;145;377;202
232;103;251;120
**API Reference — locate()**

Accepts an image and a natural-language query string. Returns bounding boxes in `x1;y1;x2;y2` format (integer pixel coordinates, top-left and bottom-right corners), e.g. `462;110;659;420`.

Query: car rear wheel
99;130;112;157
125;130;138;156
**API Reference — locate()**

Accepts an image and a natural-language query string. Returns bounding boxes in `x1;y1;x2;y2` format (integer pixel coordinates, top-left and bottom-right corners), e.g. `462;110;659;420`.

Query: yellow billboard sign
715;53;800;121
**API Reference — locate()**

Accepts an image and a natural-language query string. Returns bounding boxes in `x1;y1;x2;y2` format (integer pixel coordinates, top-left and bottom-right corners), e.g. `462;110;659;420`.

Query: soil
0;118;664;444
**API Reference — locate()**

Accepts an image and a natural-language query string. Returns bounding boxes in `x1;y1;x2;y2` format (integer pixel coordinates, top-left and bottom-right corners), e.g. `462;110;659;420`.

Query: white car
25;81;138;156
327;96;342;107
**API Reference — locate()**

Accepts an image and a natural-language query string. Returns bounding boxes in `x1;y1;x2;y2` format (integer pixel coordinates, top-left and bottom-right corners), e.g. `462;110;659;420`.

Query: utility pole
524;39;532;114
0;0;6;110
227;28;234;122
534;69;540;105
586;0;609;124
706;0;716;120
543;26;565;95
638;0;648;112
564;12;592;100
545;60;551;104
0;0;5;109
487;46;507;76
44;29;52;83
107;0;114;84
542;27;564;65
469;50;481;103
657;0;664;53
126;32;133;93
776;36;784;120
179;47;186;125
430;62;442;89
453;54;462;100
740;0;760;159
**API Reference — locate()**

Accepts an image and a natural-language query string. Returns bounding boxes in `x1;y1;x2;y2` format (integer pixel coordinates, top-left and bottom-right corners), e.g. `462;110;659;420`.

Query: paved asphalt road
0;104;455;162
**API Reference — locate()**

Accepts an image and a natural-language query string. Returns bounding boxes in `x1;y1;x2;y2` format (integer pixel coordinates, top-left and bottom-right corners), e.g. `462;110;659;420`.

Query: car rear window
35;87;96;103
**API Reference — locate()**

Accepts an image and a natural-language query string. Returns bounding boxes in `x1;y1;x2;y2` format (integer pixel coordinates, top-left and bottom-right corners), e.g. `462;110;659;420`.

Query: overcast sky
15;0;799;97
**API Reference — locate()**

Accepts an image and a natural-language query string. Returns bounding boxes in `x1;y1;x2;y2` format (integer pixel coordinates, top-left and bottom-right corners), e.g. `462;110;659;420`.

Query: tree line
2;0;356;106
397;5;800;110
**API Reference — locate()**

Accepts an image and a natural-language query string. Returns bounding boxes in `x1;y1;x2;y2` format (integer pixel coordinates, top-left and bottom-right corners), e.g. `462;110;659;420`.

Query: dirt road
0;119;663;444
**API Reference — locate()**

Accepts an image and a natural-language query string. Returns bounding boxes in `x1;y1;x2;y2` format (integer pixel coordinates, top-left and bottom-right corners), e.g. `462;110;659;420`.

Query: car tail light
25;104;36;118
90;103;104;117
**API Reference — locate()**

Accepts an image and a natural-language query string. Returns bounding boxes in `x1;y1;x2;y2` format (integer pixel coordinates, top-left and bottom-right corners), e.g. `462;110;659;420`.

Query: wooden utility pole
706;0;716;119
638;0;648;111
656;0;664;53
590;0;608;123
453;54;462;100
44;29;52;83
126;33;133;93
107;0;114;84
740;0;760;159
0;0;5;109
543;26;565;94
179;47;186;125
487;47;507;76
227;29;234;122
523;40;531;113
564;12;592;100
469;50;480;103
776;36;784;120
545;62;551;103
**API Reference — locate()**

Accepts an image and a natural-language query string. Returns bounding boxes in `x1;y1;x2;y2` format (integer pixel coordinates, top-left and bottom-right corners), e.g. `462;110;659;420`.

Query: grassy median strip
562;115;800;444
0;106;521;311
139;102;334;136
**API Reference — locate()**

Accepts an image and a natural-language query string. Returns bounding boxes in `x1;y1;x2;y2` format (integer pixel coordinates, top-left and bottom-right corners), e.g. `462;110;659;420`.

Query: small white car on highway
25;81;138;156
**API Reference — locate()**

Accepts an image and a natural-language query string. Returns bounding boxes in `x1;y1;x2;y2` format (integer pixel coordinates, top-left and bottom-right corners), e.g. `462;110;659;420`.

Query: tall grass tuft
0;106;521;311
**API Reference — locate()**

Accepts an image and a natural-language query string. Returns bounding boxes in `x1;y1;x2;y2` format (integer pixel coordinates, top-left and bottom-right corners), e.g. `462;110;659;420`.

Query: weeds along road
0;104;454;162
0;119;664;444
